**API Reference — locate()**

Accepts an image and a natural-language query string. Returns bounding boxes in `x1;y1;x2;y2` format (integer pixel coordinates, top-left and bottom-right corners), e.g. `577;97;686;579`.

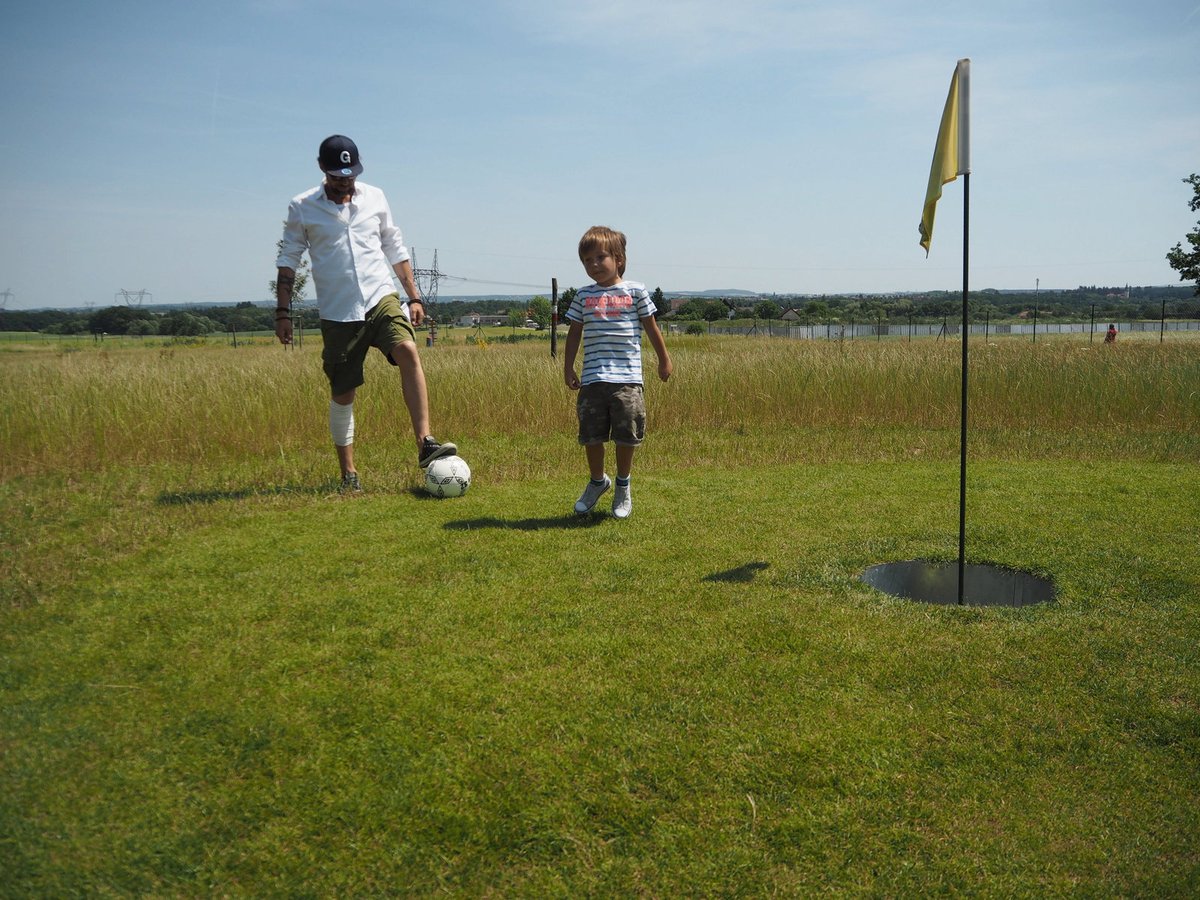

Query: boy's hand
658;357;673;382
564;368;581;390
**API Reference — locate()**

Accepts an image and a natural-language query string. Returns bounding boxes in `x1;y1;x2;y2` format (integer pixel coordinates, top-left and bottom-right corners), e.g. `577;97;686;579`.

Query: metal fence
681;319;1200;341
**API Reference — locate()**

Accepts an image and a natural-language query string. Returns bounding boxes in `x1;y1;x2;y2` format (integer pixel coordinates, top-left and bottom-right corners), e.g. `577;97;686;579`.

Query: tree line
672;285;1199;326
1;284;1195;337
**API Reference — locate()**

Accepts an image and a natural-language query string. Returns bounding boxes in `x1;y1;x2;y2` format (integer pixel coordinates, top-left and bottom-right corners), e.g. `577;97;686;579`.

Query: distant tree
753;300;782;320
127;319;158;337
506;308;525;331
803;299;830;323
160;312;218;336
557;287;577;320
45;317;89;335
88;305;153;335
227;314;258;334
1166;174;1200;295
702;301;726;322
527;295;552;328
651;286;666;317
672;299;705;320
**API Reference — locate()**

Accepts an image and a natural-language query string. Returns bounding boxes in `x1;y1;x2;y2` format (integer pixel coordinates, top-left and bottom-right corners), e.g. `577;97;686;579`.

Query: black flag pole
917;58;971;604
958;173;970;605
551;277;559;359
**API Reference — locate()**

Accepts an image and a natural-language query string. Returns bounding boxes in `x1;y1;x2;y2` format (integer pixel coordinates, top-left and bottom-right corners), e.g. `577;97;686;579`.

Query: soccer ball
424;455;471;498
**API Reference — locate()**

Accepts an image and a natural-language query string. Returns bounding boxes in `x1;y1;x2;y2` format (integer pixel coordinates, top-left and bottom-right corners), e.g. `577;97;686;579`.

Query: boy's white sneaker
612;481;632;519
574;475;611;515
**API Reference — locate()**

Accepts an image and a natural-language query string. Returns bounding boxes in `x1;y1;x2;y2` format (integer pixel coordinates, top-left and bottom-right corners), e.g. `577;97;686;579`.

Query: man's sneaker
340;472;362;494
612;480;632;519
574;474;611;515
418;436;457;468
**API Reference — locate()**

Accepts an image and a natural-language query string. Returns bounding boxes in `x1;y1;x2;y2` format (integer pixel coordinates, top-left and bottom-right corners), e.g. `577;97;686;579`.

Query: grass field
2;335;1198;895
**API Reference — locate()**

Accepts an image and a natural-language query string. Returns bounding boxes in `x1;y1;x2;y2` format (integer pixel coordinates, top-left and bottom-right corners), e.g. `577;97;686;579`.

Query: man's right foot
418;436;457;468
340;472;362;494
574;475;611;515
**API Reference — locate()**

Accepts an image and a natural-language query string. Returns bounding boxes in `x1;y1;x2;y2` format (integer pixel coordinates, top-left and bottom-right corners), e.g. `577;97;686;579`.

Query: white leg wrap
329;400;355;447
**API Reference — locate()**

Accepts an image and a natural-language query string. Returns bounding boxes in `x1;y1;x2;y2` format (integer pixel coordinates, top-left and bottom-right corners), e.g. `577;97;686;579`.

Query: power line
443;275;553;291
413;250;553;296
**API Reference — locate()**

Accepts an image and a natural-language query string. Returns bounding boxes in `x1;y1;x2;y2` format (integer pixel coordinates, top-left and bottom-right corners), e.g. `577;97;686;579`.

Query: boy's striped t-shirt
565;280;657;386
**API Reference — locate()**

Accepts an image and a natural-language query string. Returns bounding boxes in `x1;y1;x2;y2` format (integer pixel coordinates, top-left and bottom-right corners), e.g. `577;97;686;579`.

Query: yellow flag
919;58;971;255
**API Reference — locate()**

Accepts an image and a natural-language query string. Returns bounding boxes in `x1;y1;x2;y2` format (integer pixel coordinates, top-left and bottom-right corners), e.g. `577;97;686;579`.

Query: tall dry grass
1;335;1196;481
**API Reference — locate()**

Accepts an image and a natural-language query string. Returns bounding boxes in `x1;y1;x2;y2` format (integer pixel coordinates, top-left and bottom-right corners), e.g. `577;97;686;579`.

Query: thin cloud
509;0;904;57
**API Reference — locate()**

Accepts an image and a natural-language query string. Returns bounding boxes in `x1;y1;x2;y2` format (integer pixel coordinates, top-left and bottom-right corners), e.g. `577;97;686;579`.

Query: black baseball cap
318;134;363;177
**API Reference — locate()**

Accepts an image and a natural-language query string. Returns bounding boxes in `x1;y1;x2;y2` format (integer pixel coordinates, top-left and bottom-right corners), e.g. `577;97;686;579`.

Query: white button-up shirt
276;181;411;322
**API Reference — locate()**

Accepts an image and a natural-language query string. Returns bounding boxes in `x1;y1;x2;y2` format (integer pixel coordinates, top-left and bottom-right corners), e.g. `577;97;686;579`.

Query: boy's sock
615;476;630;487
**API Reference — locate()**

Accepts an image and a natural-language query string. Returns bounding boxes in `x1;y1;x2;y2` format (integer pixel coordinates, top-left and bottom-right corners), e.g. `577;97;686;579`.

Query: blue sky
1;0;1197;310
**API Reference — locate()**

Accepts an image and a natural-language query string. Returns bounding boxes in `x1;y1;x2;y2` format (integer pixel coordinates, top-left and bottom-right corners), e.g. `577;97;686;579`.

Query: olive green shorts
577;382;646;447
320;294;416;396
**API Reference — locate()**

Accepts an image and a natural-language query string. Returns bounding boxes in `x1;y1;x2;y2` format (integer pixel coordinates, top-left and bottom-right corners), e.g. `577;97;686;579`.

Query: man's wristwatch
408;297;423;304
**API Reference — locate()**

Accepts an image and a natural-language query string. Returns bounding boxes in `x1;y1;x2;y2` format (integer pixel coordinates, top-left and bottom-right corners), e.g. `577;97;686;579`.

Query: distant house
781;308;803;322
455;313;507;327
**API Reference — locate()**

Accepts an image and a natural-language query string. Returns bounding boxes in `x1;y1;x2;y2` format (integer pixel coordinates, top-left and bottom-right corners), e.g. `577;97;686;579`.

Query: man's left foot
340;472;363;494
418;436;457;468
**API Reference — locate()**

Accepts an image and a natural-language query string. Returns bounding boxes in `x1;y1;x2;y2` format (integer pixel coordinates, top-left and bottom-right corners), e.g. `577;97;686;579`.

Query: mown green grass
1;336;1198;895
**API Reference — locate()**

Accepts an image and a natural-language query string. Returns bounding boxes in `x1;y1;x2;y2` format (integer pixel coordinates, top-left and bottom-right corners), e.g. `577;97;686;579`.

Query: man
275;135;456;492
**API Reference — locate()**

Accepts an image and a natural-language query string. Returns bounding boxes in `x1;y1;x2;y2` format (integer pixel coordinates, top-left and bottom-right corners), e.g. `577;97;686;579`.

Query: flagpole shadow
443;514;608;532
702;561;770;583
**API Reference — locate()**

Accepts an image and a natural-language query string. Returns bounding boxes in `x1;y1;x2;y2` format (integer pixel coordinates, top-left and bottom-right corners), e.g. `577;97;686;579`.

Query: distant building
455;313;508;327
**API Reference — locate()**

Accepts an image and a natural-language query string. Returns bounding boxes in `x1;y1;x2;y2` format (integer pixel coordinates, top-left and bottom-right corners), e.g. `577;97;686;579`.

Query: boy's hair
578;225;627;276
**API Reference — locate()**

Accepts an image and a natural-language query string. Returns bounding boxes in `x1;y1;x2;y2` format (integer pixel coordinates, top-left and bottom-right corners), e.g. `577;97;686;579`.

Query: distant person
563;226;672;519
274;135;456;492
1105;323;1118;344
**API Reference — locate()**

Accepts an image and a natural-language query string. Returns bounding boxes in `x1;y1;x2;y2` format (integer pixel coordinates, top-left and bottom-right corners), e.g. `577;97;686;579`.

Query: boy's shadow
443;514;608;532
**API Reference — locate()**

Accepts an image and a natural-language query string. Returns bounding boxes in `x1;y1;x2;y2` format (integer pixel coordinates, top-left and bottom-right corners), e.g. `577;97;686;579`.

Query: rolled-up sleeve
275;201;307;269
378;198;410;266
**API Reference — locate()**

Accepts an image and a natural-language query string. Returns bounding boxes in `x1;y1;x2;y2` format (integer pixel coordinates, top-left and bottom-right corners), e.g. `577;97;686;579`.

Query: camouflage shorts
577;382;645;446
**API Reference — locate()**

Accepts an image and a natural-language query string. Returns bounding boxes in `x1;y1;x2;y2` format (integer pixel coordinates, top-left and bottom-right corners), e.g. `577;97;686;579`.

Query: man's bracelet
408;297;423;304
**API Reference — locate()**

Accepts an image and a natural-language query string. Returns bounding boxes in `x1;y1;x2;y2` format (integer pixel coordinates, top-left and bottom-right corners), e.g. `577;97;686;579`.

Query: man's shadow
157;482;331;505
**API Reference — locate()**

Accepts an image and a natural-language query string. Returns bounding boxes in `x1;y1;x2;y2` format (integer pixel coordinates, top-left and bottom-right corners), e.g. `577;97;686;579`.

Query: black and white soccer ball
424;455;471;498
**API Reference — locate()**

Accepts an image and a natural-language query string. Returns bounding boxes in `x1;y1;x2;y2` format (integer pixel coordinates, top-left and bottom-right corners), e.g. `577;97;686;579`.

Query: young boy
563;226;673;518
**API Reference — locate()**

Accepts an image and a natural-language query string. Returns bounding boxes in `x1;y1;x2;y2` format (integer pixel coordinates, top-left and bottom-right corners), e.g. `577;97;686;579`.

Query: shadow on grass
157;482;333;506
443;513;608;532
703;561;770;583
